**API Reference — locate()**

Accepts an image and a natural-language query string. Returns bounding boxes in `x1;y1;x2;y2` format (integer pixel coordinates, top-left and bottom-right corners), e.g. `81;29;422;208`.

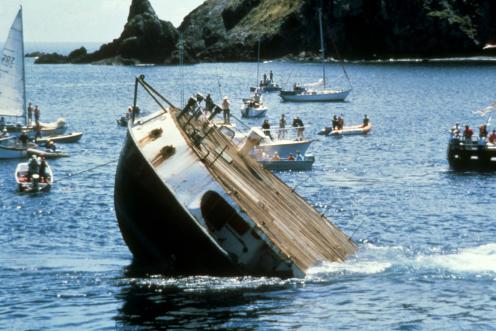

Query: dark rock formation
35;0;496;64
179;0;496;61
36;0;188;65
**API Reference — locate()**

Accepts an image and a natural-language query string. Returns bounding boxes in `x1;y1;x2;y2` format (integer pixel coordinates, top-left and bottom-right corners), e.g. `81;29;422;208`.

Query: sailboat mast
318;8;326;88
20;7;27;126
256;39;260;88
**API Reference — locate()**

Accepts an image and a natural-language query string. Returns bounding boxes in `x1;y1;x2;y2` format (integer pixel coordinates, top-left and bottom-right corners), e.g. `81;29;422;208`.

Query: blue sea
1;43;496;330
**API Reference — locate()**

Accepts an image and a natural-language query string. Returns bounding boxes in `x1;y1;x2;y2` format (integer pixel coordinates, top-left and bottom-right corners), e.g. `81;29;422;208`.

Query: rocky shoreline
33;0;496;65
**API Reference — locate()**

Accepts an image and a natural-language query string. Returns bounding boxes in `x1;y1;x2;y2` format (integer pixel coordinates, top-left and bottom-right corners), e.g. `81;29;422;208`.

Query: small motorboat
27;147;69;159
36;132;83;144
15;160;53;192
258;155;315;171
240;91;268;118
240;103;268;118
319;124;372;136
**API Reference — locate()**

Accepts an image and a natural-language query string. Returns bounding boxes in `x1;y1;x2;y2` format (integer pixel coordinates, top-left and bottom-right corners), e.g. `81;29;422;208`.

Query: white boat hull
0;139;28;159
280;89;351;102
257;139;312;158
240;105;268;118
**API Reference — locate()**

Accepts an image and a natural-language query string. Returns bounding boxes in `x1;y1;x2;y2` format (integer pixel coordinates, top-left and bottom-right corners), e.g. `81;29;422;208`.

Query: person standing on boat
263;73;267;84
34;105;40;123
205;94;215;114
222;96;231;124
331;115;338;130
269;70;273;82
33;121;42;141
27;103;33;125
451;123;461;137
278;114;287;139
463;125;473;142
0;117;5;130
262;119;273;140
479;124;488;138
292;117;304;140
489;129;496;144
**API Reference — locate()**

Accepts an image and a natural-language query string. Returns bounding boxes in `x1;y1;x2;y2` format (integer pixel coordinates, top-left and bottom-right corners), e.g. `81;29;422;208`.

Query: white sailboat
0;8;66;159
0;8;29;159
280;8;352;102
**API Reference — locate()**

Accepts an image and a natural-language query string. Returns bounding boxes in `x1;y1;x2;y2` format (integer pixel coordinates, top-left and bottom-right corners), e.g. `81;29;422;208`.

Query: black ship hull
447;139;496;171
114;131;238;276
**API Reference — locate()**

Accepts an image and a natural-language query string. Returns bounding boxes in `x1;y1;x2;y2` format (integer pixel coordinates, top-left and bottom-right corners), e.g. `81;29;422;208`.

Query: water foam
415;243;496;273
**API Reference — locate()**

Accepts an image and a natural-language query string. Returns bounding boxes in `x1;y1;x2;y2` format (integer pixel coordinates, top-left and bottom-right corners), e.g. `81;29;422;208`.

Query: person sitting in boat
292;117;304;140
19;130;29;146
463;125;473;142
296;151;304;161
38;156;48;182
222;96;231;124
287;153;295;161
272;152;280;160
337;116;344;130
262;119;273;140
45;140;56;152
479;124;488;138
28;155;39;180
332;115;338;130
278;114;287;139
362;114;369;127
489;129;496;144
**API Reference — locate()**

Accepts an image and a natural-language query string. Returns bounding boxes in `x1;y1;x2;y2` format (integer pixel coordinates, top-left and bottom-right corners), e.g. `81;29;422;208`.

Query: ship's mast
318;8;326;88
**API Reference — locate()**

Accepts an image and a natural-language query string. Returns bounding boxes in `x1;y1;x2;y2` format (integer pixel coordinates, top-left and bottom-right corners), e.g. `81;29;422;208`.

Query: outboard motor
31;174;40;191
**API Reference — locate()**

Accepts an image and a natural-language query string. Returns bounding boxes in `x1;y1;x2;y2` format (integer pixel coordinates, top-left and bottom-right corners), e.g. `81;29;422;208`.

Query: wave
416;243;496;273
307;242;496;279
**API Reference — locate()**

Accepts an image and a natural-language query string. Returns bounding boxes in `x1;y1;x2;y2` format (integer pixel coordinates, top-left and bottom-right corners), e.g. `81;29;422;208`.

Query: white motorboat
240;92;268;118
319;123;373;136
259;155;315;171
15;160;53;192
280;9;352;102
114;76;356;278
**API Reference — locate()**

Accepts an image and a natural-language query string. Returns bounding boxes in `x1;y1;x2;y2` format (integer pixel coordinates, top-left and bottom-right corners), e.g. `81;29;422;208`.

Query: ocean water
1;57;496;330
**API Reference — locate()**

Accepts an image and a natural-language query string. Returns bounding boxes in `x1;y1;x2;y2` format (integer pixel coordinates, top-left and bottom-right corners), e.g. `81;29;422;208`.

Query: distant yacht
280;8;352;102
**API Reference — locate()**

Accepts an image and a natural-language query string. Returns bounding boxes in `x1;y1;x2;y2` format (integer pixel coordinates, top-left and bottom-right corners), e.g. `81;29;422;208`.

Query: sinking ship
114;76;357;278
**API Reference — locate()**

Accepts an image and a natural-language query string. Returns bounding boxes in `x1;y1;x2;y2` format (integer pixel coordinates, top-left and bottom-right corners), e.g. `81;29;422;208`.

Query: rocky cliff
179;0;496;61
36;0;496;64
36;0;185;65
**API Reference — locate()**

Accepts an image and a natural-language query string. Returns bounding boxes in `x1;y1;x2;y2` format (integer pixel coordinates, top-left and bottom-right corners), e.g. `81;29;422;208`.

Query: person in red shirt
489;129;496;144
463;125;473;141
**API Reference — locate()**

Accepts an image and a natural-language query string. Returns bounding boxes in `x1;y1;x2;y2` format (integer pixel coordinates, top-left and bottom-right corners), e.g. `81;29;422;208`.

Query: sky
0;0;204;42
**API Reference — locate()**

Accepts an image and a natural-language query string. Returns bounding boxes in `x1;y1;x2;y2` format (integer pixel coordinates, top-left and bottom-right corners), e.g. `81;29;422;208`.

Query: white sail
0;8;25;118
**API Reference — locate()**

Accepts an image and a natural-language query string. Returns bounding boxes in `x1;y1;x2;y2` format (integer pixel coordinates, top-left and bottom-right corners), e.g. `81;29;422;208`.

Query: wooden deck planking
176;111;357;272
